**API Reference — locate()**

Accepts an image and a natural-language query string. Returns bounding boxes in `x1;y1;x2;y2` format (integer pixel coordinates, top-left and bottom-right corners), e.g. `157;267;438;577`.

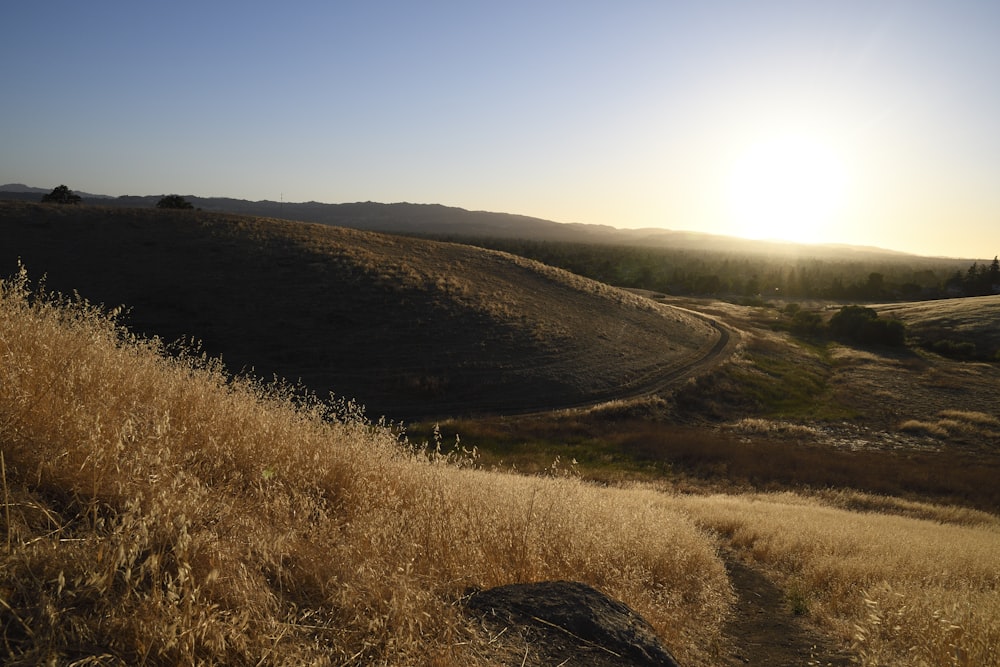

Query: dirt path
720;553;855;667
500;308;741;419
658;307;739;384
556;307;740;411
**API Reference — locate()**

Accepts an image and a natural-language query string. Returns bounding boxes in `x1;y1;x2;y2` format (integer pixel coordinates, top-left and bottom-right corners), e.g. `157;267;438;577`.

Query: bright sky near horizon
3;1;999;258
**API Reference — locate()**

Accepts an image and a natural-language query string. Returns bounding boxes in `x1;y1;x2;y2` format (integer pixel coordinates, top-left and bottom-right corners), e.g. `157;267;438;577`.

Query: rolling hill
876;294;1000;359
1;200;723;420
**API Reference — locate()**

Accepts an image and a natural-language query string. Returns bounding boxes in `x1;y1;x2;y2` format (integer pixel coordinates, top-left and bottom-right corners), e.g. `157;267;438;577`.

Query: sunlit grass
899;409;1000;439
2;268;998;665
673;492;1000;666
0;268;730;665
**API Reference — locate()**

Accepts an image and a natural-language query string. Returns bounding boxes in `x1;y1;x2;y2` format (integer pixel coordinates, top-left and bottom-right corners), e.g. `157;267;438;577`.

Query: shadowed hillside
1;200;720;420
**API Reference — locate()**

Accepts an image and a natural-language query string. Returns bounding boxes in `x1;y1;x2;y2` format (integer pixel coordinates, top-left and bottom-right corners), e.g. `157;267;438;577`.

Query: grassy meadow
3;257;1000;664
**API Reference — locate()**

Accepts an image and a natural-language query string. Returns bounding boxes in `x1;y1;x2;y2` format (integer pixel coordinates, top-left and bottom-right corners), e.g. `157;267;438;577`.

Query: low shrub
829;305;906;347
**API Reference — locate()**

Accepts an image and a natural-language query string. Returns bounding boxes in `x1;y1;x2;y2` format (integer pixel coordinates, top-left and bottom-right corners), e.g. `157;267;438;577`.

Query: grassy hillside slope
877;294;1000;359
0;269;731;665
1;200;718;420
3;250;998;666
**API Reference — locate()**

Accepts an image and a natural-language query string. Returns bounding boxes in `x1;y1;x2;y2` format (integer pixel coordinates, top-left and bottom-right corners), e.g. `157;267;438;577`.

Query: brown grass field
2;200;1000;665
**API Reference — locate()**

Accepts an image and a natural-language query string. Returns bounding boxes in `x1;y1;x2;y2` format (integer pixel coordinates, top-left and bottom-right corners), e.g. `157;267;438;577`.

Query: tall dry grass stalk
0;268;731;665
672;491;1000;666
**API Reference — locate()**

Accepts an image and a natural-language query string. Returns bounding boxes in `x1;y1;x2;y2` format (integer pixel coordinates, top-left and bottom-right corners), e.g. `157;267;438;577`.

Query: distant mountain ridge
0;183;113;199
0;184;48;194
2;183;913;259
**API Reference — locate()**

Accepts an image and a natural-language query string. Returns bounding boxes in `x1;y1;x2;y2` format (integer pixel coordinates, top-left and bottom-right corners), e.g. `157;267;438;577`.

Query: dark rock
465;580;682;667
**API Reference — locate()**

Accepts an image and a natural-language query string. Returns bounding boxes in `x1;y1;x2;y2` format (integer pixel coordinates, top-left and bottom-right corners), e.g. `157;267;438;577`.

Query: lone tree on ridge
156;194;194;209
41;185;82;204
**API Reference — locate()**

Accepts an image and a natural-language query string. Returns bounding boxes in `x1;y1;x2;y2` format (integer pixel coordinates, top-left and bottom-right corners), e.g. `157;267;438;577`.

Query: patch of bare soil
720;554;854;667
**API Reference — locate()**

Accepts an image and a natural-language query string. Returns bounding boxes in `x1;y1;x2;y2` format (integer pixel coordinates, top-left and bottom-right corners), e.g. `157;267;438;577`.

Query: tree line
945;257;1000;297
432;236;998;303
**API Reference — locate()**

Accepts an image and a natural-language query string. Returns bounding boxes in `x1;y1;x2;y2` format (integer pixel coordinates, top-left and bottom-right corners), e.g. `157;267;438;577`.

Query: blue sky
3;1;999;258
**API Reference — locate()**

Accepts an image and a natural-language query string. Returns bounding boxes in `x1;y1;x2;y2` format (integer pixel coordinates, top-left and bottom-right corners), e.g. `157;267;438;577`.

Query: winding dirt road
428;302;741;420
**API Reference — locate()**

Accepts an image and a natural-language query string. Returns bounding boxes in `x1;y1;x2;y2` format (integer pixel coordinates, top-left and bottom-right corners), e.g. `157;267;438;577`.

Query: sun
725;133;848;244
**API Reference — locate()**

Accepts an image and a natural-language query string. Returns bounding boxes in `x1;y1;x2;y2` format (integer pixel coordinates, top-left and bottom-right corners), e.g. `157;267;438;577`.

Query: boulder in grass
465;580;682;667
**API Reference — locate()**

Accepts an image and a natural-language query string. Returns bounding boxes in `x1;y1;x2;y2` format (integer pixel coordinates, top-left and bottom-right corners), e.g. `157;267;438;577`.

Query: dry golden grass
724;418;821;438
938;409;1000;428
671;491;1000;666
3;268;999;665
0;268;731;665
899;410;1000;439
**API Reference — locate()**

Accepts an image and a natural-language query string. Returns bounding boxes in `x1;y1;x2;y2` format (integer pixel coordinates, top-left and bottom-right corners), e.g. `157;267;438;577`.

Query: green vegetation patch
736;352;832;419
407;417;676;482
678;333;855;422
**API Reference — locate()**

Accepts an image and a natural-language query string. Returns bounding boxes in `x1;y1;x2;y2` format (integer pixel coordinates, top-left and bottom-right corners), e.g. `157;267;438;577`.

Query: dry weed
898;419;951;438
726;418;820;437
898;410;1000;439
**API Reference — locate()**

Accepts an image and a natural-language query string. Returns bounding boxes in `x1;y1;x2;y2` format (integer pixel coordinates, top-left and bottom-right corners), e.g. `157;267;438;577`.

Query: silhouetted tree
156;194;194;209
945;270;965;295
827;277;847;299
959;260;994;296
41;185;81;204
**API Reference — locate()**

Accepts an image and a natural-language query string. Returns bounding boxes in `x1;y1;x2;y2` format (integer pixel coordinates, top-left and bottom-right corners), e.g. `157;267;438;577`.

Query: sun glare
725;133;848;244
